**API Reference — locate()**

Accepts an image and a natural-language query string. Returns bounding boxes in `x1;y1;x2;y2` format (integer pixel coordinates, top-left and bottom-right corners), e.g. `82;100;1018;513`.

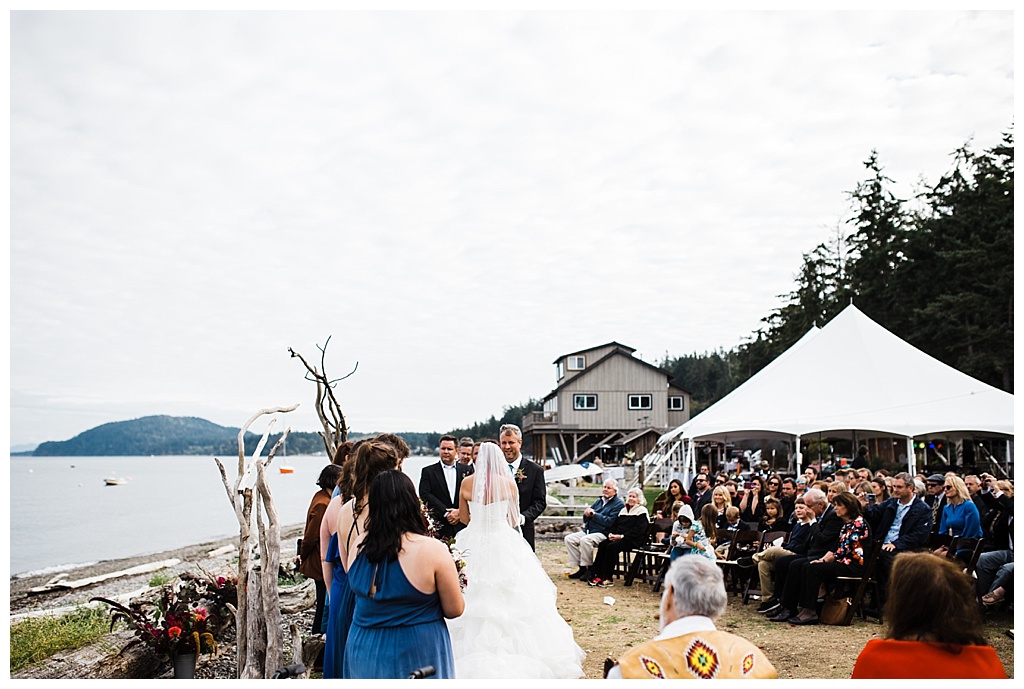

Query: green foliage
445;399;544;452
149;570;173;588
10;606;111;671
665;129;1014;412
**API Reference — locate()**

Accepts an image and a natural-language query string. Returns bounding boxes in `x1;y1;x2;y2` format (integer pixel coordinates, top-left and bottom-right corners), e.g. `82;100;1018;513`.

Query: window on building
556;362;565;380
567;355;585;370
628;394;652;410
668;396;685;411
573;393;598;410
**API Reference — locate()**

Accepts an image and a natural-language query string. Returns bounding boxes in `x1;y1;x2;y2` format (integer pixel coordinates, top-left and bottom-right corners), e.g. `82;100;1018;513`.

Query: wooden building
522;342;691;464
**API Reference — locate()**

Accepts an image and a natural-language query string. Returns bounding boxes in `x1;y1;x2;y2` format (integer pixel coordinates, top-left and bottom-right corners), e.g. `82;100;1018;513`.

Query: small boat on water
279;466;295;474
104;477;128;486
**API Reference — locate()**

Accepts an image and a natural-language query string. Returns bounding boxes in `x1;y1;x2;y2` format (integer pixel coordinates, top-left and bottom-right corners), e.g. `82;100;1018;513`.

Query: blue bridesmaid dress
320;533;349;678
342;552;455;679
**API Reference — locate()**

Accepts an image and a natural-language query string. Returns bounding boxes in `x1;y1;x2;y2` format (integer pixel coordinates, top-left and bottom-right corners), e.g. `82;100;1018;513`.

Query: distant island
22;415;439;457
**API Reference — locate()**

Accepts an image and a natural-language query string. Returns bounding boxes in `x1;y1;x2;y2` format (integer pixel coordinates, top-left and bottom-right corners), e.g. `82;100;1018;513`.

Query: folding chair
741;530;790;605
832;540;882;625
624;522;668;588
715;530;761;594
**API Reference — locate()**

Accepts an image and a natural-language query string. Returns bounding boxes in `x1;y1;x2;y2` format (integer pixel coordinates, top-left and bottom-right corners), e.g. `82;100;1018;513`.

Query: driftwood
278;578;316;614
27;559;182;595
289;337;355;457
214;405;297;679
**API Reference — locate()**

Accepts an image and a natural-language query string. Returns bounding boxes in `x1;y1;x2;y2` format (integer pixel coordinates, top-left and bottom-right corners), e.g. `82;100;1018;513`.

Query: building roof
543;347;680;401
551;341;635;365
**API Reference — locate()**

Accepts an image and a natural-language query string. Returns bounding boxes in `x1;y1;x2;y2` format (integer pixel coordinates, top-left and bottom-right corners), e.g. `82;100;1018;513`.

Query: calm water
9;454;434;577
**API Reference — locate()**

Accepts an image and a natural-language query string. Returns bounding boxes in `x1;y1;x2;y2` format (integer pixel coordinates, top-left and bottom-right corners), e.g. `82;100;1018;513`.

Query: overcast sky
8;10;1014;449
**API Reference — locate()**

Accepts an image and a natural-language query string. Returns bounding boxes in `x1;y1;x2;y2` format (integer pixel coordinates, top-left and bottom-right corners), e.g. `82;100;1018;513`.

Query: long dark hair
667;479;685;498
350;441;400;512
360;470;427;564
884;552;988;647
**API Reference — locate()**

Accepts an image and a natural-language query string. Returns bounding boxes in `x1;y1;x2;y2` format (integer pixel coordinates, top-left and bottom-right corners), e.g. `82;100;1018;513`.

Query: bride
445;442;585;679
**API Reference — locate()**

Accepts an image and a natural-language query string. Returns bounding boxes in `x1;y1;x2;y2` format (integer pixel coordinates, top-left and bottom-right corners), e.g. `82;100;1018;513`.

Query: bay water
8;454;434;577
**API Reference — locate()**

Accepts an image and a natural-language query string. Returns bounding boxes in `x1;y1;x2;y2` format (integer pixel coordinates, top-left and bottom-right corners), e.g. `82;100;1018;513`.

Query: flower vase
172;651;197;679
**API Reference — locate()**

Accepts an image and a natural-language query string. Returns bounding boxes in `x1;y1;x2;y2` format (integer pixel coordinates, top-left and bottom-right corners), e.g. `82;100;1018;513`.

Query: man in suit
861;471;933;607
691;474;713;514
499;423;547;550
565;478;625;580
418;434;469;541
764;488;843;621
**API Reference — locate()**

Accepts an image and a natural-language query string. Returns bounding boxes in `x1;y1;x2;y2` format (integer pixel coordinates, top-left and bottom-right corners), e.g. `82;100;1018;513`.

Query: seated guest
937;475;982;540
587;488;650;588
713;507;754;559
826;480;848;504
758;497;789;533
764;488;843;621
738;476;767;524
785;491;871;625
861;472;932;607
710;486;732;526
606;556;777;679
741;500;816;613
651;479;690;536
565;478;625;581
779;478;798;521
669;504;715;561
851;552;1007;678
979;476;1013;552
870;477;890;503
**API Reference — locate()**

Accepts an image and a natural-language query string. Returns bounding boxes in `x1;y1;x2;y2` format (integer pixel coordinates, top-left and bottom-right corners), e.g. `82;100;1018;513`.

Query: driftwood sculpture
289;336;355;458
214;405;297;679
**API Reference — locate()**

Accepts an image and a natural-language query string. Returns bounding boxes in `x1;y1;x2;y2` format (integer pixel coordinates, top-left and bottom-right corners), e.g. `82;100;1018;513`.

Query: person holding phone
739;476;767;523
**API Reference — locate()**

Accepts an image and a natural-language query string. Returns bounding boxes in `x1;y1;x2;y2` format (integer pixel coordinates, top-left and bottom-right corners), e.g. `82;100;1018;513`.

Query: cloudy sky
8;10;1014;449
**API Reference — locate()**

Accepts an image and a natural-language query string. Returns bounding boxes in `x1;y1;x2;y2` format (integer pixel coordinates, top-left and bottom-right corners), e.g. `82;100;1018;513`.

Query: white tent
653;304;1013;481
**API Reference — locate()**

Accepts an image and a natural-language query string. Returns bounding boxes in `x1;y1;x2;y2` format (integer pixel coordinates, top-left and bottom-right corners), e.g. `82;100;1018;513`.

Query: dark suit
418;461;469;541
512;457;548;550
774;504;844;613
692;489;713;515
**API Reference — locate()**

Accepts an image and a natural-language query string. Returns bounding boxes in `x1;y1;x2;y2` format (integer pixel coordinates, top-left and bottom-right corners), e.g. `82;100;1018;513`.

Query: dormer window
556;361;565;380
567;355;585;370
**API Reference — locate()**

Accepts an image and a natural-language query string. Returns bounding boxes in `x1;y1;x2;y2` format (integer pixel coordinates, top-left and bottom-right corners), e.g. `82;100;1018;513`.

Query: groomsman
499;423;548;550
419;434;469;540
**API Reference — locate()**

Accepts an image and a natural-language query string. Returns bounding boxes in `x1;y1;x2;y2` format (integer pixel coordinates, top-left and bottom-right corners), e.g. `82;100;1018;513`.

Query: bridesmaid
343;470;464;678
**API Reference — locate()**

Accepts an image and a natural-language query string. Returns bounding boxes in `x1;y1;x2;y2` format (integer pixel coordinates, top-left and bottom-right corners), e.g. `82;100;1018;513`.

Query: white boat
104;477;128;486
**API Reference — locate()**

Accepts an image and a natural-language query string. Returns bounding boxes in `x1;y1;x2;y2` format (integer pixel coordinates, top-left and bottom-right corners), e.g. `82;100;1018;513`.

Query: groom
419;434;469;541
499;423;548;550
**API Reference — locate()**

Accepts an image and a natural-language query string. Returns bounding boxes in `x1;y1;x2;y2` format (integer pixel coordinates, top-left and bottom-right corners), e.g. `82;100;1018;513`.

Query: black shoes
767;608;793;622
756;598;779;613
736;556;755;569
788;615;819;625
569;567;588;580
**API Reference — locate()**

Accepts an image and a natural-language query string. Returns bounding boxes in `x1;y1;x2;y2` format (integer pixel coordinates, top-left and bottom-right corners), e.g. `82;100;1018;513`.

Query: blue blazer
864;496;933;552
583;494;625;536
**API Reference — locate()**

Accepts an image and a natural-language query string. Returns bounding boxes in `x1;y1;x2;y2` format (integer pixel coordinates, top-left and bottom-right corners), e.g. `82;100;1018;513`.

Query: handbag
820;593;851;625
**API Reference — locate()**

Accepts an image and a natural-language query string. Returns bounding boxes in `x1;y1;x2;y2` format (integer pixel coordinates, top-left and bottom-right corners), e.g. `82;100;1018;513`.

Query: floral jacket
833;516;870;566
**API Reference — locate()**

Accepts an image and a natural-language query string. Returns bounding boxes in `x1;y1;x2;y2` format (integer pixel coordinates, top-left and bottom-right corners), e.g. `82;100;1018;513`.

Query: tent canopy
661;304;1014;444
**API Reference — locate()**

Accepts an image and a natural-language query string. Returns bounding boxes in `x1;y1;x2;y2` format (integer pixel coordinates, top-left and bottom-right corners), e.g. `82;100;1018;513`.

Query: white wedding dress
446;498;586;679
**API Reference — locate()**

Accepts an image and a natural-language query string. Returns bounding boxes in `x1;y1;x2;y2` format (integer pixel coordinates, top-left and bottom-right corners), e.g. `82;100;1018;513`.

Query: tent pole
795;434;802;476
906;437;915;477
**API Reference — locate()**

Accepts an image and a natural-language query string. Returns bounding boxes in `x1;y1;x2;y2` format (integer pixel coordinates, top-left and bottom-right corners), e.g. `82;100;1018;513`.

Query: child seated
715;506;742;559
670;504;716;561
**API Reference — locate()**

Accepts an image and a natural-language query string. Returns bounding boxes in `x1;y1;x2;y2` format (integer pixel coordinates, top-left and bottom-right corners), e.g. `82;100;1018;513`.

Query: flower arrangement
445;539;468;592
92;568;237;660
515;468;526;483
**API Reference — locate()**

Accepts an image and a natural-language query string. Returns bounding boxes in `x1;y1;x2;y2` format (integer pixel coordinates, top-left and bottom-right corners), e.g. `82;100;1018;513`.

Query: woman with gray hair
607;556;777;679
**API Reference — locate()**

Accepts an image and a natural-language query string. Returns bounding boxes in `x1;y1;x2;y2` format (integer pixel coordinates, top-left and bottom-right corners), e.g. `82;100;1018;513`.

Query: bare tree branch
289;340;353;457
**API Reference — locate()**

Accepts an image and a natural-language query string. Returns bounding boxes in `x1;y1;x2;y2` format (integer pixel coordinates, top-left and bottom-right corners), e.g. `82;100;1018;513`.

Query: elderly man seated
606;555;777;679
565;478;625;580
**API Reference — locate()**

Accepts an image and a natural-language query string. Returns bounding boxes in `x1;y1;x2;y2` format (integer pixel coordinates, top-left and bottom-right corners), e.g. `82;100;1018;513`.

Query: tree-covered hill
31;415;330;457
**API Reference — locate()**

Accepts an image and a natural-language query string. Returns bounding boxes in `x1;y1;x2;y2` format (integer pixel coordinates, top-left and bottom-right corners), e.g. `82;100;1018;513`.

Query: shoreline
10;523;305;618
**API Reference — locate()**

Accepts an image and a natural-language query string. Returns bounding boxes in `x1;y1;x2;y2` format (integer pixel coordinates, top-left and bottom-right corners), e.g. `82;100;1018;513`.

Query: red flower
168;627;182;639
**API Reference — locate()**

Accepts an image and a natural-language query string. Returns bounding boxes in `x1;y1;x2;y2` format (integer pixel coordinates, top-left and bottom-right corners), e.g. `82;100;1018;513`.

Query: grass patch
149;570;173;587
601;615;627;624
10;606;113;672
